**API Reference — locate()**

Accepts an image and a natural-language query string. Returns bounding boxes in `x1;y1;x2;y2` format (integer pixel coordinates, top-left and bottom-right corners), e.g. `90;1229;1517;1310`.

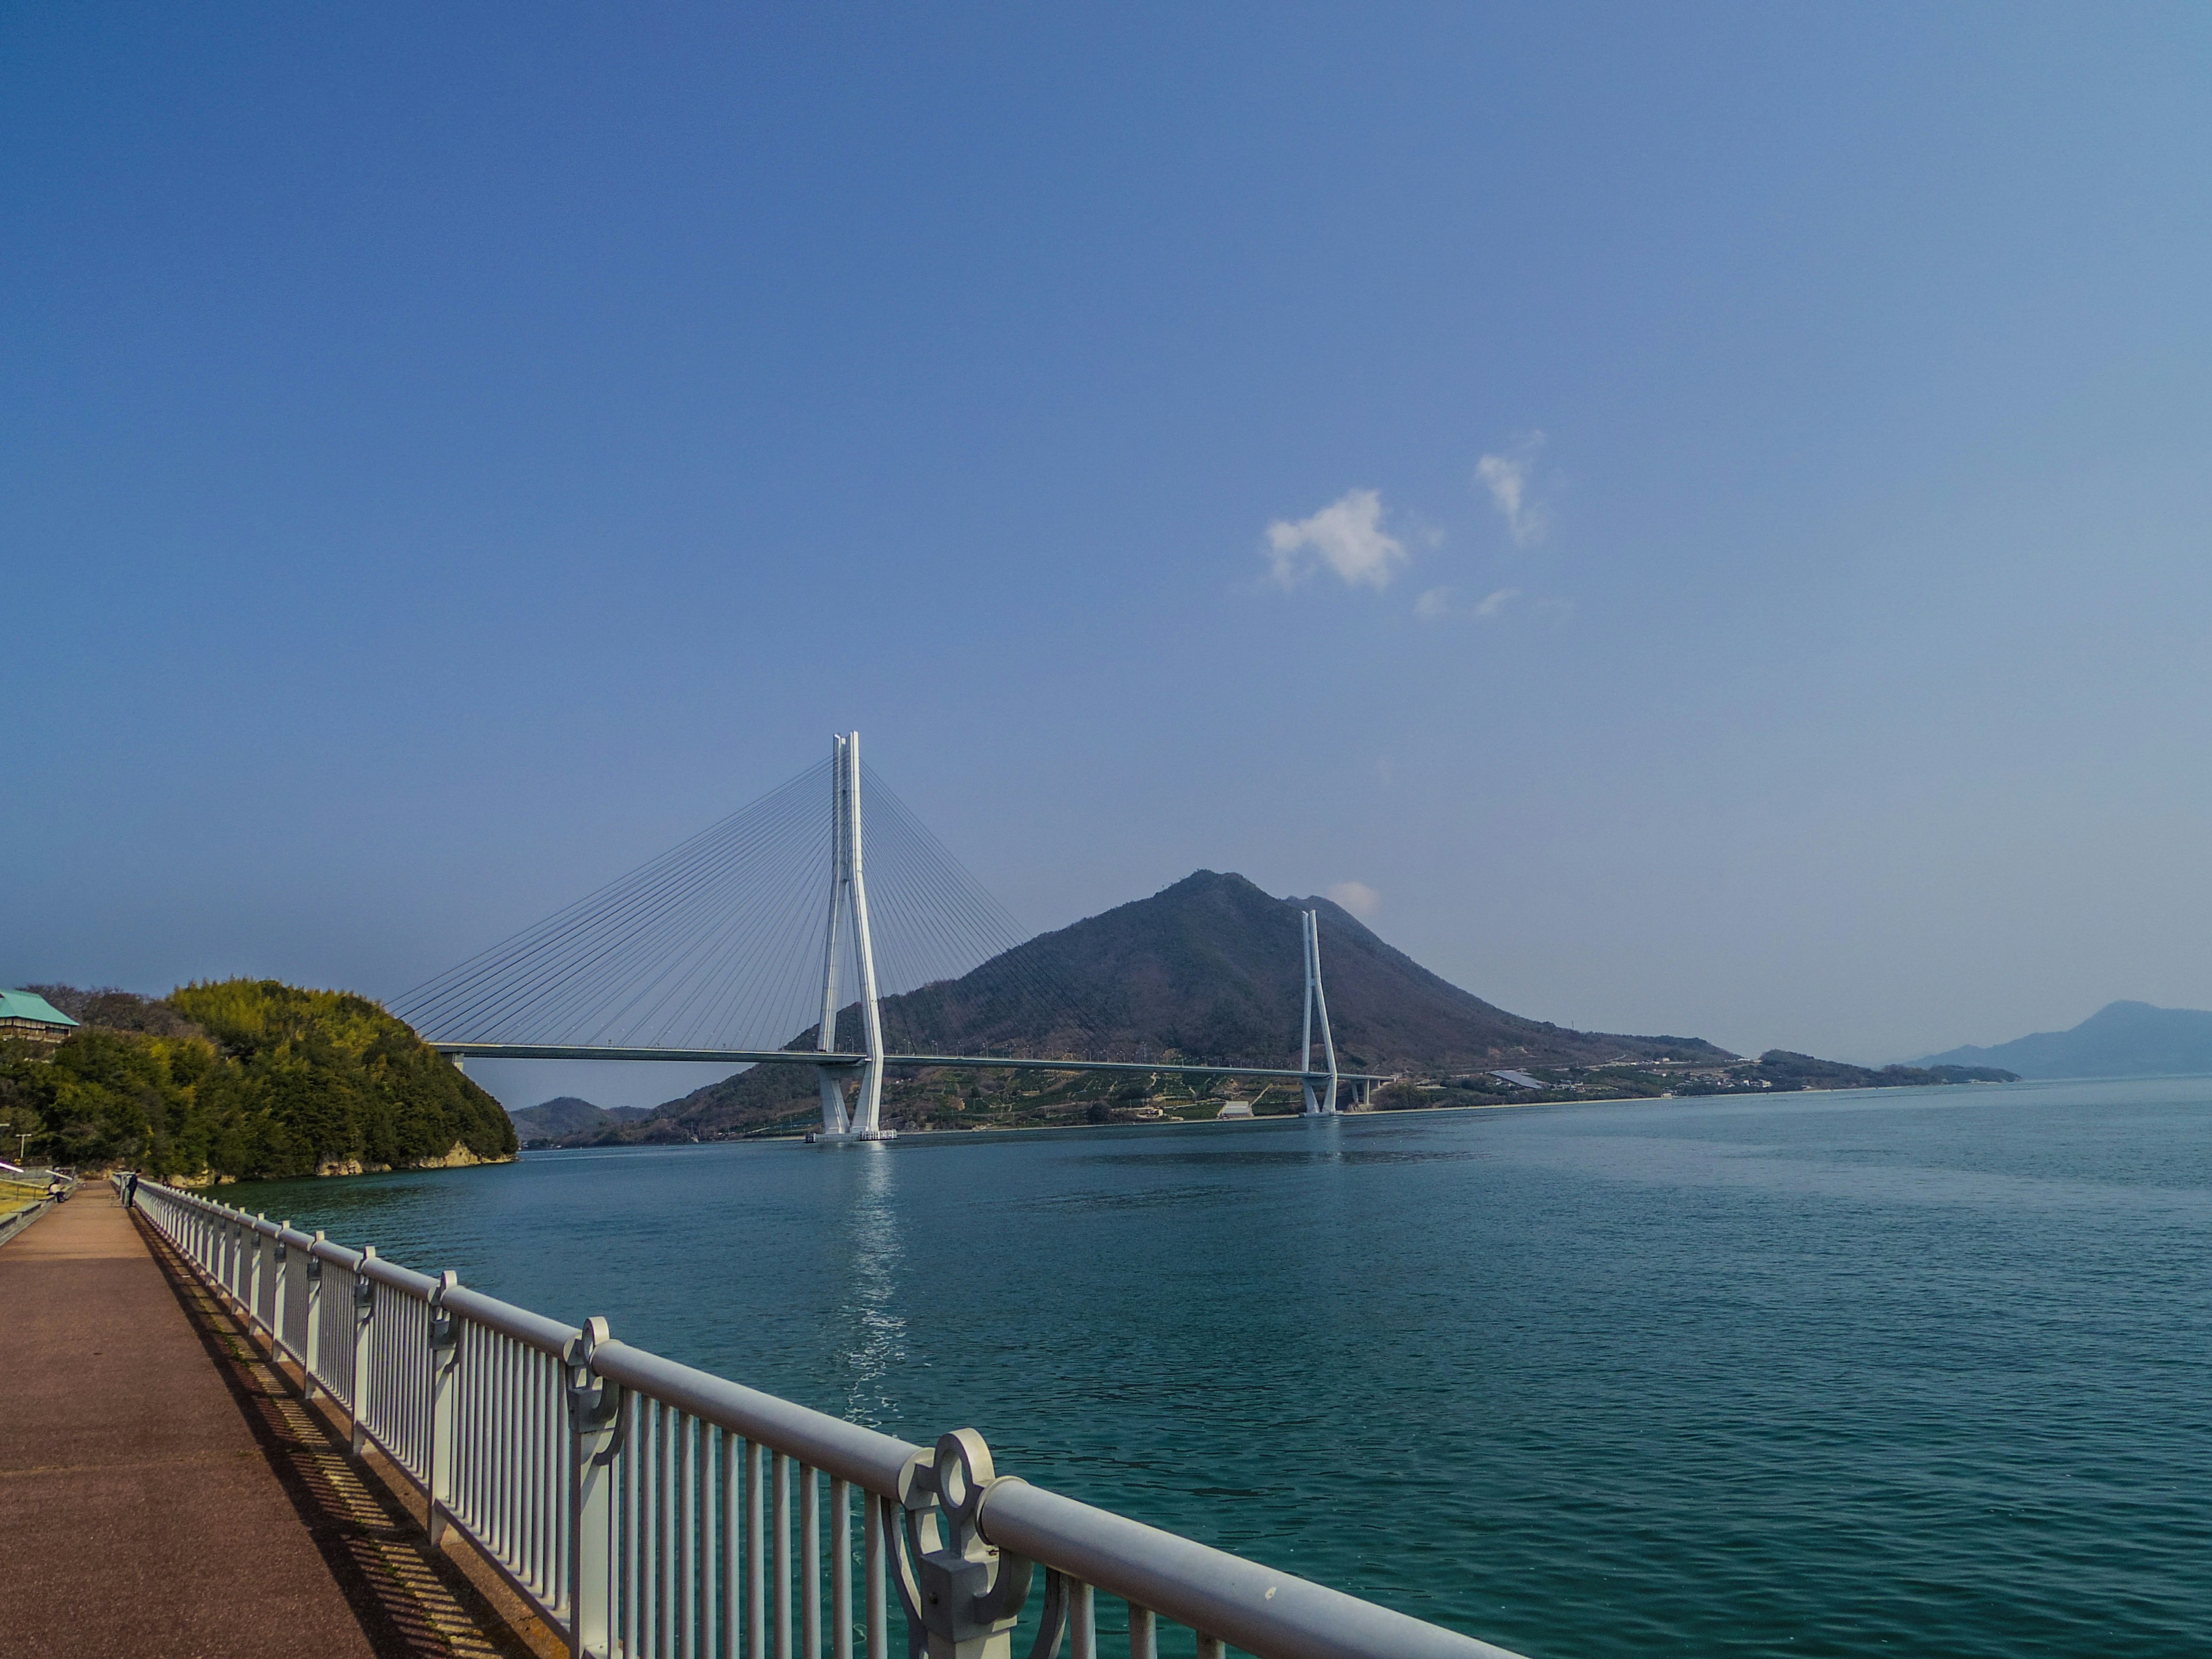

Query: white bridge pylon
813;732;891;1141
1300;908;1339;1115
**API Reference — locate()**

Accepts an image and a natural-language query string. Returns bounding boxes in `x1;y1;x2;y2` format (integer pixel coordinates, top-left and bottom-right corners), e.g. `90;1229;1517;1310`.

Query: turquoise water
236;1080;2212;1657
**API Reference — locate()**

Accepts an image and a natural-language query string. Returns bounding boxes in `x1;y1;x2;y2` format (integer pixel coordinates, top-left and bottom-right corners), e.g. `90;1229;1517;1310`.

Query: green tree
0;980;516;1180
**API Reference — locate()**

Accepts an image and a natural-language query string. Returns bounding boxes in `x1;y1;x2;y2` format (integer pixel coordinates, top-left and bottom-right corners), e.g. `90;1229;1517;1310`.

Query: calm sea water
236;1080;2211;1657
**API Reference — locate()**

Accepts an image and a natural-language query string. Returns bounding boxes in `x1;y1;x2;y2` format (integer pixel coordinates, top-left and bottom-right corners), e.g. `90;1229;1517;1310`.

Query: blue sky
5;5;2210;1103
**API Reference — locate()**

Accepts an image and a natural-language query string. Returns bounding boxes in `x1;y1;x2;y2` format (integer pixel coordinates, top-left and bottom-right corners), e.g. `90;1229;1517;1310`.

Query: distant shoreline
531;1075;2032;1153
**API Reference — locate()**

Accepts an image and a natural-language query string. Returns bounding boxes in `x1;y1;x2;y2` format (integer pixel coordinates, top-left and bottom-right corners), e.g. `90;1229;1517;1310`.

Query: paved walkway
0;1183;540;1658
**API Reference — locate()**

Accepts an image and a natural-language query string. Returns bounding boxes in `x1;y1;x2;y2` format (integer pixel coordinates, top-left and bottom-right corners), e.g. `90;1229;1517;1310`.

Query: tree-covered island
0;980;516;1181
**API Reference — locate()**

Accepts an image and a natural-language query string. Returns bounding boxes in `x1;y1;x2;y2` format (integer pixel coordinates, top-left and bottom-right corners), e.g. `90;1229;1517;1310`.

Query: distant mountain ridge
507;1096;656;1142
1920;1000;2212;1078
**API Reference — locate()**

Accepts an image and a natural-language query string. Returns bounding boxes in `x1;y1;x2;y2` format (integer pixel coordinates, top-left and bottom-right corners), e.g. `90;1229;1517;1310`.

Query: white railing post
867;1491;887;1659
427;1270;460;1547
566;1317;622;1659
1070;1581;1095;1659
301;1231;326;1402
272;1221;290;1346
833;1478;853;1659
776;1450;793;1659
249;1214;267;1331
349;1247;377;1456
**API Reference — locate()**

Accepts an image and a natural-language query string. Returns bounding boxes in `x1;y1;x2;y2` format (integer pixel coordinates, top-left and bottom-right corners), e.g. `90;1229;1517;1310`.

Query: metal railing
0;1168;77;1249
122;1175;1527;1659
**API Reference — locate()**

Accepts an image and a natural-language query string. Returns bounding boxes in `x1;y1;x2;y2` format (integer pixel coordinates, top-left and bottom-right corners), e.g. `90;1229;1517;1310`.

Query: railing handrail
442;1282;579;1357
309;1234;366;1272
978;1480;1525;1659
358;1250;443;1298
119;1172;1528;1659
589;1336;922;1499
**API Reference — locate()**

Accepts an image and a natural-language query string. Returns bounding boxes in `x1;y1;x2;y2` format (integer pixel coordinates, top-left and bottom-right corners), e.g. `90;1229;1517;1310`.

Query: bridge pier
817;1066;851;1135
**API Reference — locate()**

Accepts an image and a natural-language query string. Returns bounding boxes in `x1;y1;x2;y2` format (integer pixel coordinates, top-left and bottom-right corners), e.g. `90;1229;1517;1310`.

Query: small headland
0;980;517;1183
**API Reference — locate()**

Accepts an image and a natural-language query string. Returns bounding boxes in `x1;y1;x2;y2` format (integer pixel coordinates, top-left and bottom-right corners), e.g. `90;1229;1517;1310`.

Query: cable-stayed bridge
397;733;1382;1140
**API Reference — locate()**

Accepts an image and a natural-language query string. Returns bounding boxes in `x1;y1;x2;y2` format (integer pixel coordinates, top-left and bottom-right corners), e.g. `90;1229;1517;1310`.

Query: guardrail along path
0;1183;535;1659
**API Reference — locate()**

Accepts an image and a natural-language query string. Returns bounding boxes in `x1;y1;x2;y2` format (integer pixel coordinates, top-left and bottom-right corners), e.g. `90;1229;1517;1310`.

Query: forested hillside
0;980;516;1180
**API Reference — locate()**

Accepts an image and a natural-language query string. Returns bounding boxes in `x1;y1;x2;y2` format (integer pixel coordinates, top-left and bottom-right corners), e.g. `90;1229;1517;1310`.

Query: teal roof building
0;990;79;1054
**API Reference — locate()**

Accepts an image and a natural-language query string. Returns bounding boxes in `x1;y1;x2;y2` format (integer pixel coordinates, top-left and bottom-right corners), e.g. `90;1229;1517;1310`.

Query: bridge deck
431;1039;1391;1083
0;1185;547;1658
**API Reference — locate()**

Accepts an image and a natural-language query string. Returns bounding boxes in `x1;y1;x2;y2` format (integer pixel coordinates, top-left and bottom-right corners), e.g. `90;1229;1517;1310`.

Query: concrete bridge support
814;732;891;1140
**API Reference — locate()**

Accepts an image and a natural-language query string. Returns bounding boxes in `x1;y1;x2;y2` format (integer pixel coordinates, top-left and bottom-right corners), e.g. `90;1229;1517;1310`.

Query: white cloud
1475;433;1548;545
1328;880;1381;921
1264;488;1408;589
1414;585;1520;622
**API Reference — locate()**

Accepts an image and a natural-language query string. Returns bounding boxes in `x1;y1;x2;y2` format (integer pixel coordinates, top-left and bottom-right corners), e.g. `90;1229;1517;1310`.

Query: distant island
507;1096;657;1145
539;870;2017;1145
1919;1000;2212;1079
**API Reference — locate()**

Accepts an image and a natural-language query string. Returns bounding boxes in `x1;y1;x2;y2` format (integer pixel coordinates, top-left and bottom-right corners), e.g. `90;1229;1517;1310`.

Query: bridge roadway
0;1183;552;1659
430;1040;1392;1085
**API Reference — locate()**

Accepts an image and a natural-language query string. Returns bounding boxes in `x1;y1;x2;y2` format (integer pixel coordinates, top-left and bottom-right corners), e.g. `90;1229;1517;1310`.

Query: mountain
873;871;1732;1070
1919;1001;2212;1078
510;1096;610;1138
507;1096;656;1142
632;870;1737;1138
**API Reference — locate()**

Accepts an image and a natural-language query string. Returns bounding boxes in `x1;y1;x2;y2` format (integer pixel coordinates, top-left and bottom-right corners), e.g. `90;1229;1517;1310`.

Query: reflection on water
831;1146;907;1427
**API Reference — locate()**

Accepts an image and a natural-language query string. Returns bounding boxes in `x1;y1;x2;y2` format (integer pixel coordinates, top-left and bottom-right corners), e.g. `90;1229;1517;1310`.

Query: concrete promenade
0;1182;547;1658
